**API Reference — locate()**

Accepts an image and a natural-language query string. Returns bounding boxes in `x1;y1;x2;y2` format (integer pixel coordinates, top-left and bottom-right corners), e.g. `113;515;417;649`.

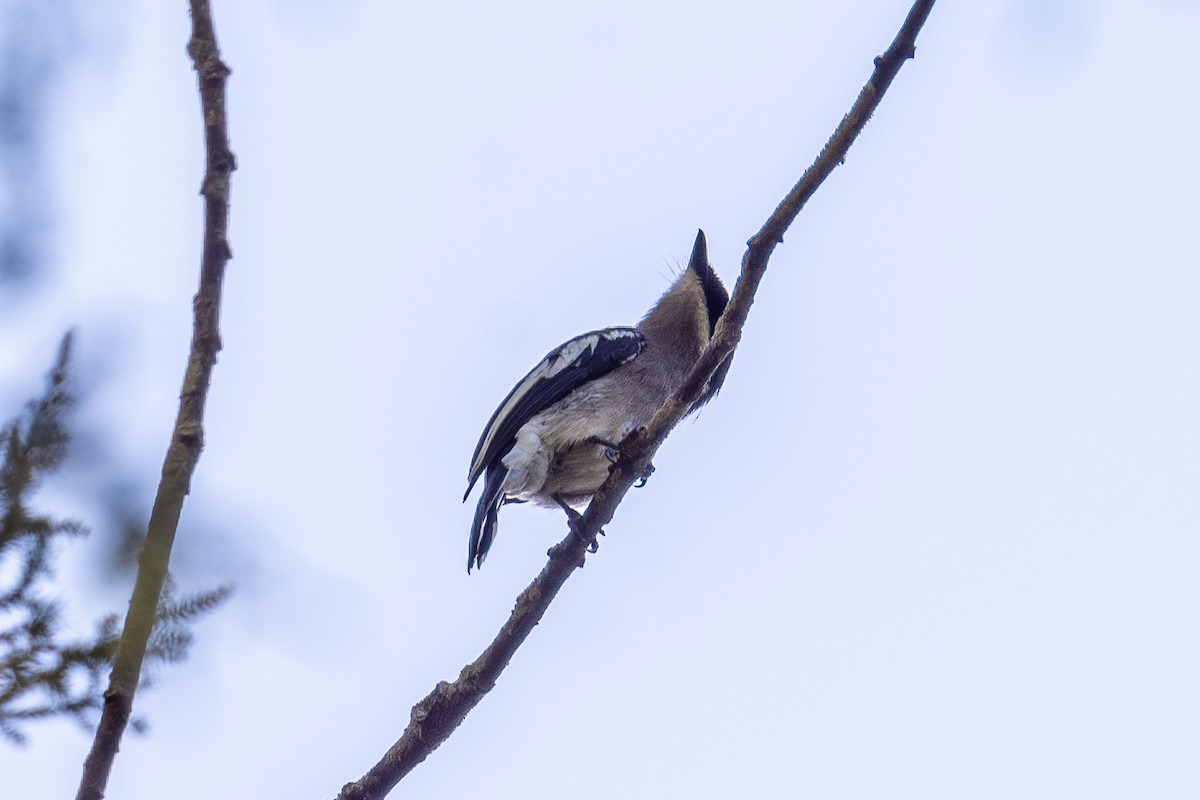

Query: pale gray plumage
464;230;730;572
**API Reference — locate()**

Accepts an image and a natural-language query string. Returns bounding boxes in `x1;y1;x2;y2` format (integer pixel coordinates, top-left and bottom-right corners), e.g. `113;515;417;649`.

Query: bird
463;230;731;572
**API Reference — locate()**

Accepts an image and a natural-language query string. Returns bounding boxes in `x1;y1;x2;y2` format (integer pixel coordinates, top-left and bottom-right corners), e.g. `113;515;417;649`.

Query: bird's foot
552;493;604;554
588;529;605;553
635;462;655;488
586;435;653;487
586;436;621;464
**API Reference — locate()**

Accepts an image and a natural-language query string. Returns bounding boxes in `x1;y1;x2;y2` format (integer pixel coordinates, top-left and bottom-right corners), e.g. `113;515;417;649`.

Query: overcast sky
3;1;1199;798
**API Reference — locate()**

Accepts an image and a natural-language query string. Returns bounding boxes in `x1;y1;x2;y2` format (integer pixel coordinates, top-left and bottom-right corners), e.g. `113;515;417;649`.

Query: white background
2;1;1198;798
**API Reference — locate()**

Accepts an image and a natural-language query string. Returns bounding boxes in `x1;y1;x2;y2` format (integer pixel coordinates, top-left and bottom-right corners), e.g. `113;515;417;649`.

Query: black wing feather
469;462;507;572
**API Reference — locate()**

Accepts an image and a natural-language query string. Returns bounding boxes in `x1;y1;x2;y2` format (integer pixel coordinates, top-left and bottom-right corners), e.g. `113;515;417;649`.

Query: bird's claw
587;529;605;553
634;462;656;488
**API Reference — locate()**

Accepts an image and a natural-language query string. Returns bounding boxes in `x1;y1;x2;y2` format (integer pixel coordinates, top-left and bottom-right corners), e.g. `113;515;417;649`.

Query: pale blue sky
3;1;1199;798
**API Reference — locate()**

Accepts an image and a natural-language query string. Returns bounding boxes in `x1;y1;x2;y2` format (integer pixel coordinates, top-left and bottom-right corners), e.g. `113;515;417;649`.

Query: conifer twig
337;2;936;797
75;2;235;798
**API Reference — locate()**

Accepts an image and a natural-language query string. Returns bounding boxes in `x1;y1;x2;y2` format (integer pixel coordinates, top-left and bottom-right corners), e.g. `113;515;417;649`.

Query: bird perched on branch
463;230;731;572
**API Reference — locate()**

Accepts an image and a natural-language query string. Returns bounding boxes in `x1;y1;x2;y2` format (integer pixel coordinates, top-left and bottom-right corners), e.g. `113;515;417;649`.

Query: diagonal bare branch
337;1;937;798
74;2;235;798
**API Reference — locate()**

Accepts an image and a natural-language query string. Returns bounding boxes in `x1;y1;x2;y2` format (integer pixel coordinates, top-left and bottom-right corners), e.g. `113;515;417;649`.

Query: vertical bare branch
337;1;936;798
74;2;235;798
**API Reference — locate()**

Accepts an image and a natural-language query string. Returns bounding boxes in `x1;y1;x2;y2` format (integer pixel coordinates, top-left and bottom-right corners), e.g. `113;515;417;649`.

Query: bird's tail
469;463;507;572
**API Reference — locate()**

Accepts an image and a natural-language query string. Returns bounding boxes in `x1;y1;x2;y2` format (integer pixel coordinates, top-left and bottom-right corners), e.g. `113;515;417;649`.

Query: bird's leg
552;493;604;554
586;435;655;487
551;493;583;526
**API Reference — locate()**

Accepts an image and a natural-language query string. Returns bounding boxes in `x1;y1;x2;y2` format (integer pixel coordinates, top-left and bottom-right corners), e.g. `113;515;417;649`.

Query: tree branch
74;2;235;798
337;1;937;798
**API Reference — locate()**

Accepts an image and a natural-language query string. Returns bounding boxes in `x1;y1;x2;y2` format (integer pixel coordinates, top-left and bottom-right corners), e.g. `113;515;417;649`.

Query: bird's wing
464;327;644;499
